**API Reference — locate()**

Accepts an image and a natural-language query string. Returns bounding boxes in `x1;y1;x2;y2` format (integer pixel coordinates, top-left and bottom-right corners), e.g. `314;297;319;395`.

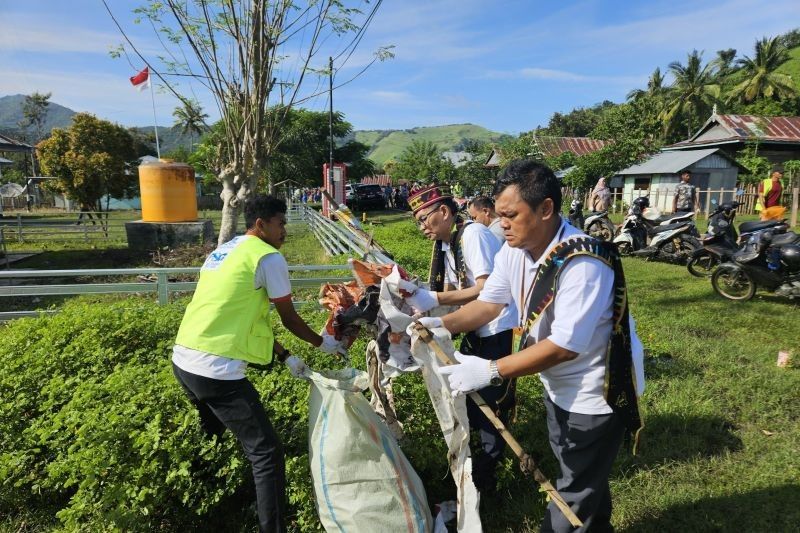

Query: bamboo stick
413;324;583;528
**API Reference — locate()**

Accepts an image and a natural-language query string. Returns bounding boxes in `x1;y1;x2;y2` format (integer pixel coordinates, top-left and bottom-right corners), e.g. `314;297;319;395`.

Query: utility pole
328;56;334;199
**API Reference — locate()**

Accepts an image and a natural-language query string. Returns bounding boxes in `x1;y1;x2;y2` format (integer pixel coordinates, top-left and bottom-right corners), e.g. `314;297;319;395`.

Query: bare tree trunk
218;172;240;245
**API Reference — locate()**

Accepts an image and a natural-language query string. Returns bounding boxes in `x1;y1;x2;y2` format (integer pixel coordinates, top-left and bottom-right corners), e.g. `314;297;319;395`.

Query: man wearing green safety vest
172;195;345;533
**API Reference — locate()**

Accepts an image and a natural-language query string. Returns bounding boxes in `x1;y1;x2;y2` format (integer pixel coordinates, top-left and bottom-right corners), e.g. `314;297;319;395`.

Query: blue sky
1;0;799;134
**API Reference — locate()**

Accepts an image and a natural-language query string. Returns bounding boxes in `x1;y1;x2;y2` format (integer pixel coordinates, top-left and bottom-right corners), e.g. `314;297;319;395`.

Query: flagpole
148;75;161;159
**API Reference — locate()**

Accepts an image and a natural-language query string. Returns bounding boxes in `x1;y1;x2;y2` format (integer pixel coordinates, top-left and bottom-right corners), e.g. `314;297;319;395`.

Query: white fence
0;264;352;321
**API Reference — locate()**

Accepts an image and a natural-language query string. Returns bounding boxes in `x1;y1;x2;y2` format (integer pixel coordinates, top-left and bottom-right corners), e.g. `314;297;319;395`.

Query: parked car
345;183;355;204
352;184;385;211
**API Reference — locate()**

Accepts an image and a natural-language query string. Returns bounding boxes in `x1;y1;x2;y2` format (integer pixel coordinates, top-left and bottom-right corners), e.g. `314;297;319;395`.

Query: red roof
669;114;800;148
535;136;609;158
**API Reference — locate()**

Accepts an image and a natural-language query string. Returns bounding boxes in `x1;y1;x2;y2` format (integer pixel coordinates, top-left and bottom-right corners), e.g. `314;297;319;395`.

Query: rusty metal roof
535;136;609;158
668;114;800;149
0;133;34;153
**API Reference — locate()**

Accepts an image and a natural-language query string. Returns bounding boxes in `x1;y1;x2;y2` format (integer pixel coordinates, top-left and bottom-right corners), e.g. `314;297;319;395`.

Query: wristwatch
489;360;503;386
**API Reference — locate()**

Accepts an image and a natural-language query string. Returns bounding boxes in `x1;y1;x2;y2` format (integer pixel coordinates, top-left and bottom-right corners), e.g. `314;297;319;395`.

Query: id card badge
512;326;525;354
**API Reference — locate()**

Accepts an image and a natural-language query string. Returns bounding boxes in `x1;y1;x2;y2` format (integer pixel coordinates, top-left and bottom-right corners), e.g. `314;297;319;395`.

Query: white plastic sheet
308;368;432;533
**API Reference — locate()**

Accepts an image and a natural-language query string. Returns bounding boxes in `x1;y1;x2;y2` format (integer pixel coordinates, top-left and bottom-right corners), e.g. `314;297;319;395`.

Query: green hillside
776;45;800;90
355;124;510;166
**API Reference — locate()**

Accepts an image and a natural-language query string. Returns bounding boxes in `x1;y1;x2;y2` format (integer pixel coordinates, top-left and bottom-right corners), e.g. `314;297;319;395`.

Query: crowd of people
172;158;646;532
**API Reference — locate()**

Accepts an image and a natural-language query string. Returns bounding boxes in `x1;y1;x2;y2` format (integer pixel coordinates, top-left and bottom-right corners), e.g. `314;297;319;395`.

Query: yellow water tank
139;160;198;222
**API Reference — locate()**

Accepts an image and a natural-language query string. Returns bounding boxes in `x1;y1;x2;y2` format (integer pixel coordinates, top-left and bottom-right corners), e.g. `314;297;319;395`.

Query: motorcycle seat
739;220;783;233
650;223;685;235
771;232;799;246
588;210;608;216
655;213;693;224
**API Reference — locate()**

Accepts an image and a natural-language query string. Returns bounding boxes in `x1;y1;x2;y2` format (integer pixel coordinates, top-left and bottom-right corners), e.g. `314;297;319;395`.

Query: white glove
319;331;347;356
405;316;444;337
438;351;492;397
285;355;309;379
397;279;439;313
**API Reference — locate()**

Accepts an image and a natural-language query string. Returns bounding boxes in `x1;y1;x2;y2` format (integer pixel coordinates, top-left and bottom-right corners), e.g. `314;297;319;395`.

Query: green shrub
0;296;489;531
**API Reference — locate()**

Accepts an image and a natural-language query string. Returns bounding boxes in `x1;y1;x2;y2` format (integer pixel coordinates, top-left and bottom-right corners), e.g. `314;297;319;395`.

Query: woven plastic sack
308;368;432;533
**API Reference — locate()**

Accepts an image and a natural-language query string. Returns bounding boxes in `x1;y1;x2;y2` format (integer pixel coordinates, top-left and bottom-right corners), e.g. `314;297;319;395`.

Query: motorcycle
613;196;701;263
567;198;617;241
712;228;800;301
687;200;789;277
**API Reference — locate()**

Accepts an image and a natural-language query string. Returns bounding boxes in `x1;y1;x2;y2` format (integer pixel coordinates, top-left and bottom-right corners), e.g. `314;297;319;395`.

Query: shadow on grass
6;247;153;270
620;484;800;532
620;413;743;471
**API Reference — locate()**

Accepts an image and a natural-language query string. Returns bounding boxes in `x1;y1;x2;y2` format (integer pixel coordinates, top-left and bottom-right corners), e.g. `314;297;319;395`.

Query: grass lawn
2;208;798;531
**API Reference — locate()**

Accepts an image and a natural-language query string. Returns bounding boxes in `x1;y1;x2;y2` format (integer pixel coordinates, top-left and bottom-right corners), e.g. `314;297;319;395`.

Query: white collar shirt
479;217;644;414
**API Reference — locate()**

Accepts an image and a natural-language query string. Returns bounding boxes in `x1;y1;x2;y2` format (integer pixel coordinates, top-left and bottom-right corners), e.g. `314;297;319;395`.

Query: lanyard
518;222;566;327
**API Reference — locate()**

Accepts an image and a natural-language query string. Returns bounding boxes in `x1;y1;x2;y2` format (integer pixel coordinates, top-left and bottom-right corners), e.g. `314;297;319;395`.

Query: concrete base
125;220;215;250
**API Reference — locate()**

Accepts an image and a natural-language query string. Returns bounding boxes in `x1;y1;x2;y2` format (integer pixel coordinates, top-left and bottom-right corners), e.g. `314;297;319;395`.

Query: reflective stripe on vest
175;236;279;365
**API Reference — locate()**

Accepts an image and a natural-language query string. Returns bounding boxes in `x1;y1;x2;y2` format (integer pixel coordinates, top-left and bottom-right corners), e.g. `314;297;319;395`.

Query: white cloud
0;13;126;54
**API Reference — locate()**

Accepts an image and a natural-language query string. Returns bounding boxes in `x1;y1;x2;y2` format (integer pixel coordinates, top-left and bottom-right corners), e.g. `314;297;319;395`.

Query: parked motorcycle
687;200;789;277
712;228;800;301
567;198;617;241
613;196;701;263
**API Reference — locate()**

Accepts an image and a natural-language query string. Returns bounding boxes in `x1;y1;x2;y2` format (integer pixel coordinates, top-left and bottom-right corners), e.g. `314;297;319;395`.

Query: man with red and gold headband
401;184;517;493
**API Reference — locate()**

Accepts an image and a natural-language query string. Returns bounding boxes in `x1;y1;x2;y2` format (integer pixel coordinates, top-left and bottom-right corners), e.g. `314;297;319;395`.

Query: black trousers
173;363;286;533
541;394;625;533
459;329;515;492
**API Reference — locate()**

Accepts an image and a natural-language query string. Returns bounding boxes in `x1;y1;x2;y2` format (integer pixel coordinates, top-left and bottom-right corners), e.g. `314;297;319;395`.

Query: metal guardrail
298;204;393;263
0;264;352;321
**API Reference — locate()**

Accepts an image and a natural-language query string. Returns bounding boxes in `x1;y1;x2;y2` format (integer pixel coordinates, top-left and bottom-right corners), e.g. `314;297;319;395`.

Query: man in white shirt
467;195;505;244
401;185;518;493
172;195;345;532
415;161;644;532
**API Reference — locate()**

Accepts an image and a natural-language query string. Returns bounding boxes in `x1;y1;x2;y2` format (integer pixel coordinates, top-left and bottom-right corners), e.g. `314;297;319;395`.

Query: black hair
468;196;495;210
493;159;562;213
244;194;287;229
439;197;459;216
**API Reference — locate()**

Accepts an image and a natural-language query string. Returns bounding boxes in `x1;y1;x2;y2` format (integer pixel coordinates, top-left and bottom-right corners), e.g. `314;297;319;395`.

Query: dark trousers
541;394;625;533
173;364;286;533
459;329;515;492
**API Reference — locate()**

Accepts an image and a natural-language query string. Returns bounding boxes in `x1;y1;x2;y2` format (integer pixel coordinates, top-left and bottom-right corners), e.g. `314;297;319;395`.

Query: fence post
16;214;22;242
704;188;712;217
791;187;799;229
156;271;169;305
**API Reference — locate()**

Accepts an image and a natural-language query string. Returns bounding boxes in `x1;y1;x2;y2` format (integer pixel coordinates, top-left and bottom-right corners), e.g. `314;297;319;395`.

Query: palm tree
727;37;797;104
627;67;666;101
713;48;737;77
660;50;720;138
172;99;209;151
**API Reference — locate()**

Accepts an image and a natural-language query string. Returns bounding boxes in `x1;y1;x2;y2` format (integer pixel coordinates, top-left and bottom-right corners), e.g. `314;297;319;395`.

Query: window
633;177;650;191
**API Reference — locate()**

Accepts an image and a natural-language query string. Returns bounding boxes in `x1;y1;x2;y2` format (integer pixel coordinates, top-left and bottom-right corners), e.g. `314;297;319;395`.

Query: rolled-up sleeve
547;256;614;354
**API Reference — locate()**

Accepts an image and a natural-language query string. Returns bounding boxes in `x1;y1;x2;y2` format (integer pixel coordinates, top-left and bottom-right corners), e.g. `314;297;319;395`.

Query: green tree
712;48;737;77
37;113;138;218
392;139;449;184
727;37;797;104
783;160;800;189
627;68;666;102
18;91;52;144
568;99;663;189
536;101;616;137
111;1;392;244
172;99;208;152
735;142;772;185
661;50;720;139
453;140;495;194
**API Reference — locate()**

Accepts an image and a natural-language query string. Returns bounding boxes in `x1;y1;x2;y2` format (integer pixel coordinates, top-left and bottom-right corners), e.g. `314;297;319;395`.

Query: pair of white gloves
284;331;346;380
405;317;496;397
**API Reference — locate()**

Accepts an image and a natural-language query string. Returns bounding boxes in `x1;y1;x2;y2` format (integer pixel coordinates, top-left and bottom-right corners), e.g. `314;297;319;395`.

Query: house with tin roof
484;135;609;168
663;111;800;166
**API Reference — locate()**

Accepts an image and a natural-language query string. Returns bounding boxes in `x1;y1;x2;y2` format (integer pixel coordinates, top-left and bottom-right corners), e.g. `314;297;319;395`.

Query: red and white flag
130;67;150;91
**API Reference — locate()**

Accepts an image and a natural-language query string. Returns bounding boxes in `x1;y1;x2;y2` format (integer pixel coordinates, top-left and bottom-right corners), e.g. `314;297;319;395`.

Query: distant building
484;136;608;168
663;111;800;168
441;151;473;168
615;148;742;212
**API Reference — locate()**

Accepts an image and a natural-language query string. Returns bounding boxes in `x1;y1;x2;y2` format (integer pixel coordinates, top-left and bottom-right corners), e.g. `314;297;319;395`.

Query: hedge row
0;297;504;531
